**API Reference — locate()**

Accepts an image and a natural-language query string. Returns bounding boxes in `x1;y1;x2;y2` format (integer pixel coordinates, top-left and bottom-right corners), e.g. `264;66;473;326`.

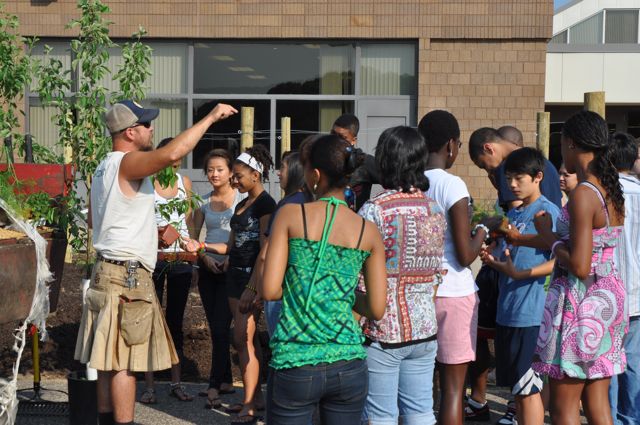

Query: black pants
198;264;233;389
152;260;193;356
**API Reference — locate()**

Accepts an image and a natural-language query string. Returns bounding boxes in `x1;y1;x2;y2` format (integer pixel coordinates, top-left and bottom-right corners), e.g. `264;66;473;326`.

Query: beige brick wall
419;40;548;201
8;0;553;202
9;0;552;40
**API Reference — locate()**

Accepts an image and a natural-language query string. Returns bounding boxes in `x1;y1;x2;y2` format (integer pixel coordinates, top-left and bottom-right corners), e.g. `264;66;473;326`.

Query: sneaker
496;405;517;425
465;399;490;422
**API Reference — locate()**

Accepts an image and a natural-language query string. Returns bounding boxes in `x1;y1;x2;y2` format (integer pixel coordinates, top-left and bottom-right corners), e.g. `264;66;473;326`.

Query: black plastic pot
67;371;98;425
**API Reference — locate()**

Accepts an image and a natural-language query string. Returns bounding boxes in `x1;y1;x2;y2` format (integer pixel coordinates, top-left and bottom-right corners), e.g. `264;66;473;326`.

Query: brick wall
420;40;548;201
10;1;552;40
9;0;553;201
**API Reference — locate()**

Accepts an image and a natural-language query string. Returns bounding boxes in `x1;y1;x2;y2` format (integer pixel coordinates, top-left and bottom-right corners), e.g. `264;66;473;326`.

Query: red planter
0;163;73;197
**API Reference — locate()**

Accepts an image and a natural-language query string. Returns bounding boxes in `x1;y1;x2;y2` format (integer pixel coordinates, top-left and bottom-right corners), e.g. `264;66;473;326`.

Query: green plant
155;166;202;234
0;4;34;162
112;27;152;102
34;0;153;273
0;170;70;229
471;199;504;226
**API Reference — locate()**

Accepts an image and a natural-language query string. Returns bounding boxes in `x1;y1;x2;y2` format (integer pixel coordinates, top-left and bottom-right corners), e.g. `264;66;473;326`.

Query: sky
554;0;573;9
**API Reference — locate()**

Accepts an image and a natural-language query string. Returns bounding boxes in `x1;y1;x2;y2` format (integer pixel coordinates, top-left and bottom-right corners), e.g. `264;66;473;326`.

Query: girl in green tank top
262;135;387;425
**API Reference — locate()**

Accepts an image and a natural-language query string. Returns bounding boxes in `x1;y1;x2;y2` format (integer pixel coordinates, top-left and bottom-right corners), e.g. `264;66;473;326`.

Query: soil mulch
0;261;262;384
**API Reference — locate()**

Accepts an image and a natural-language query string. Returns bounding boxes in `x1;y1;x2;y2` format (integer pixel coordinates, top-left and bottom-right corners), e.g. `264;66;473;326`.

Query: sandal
169;383;194;402
224;403;244;414
198;385;236;397
231;414;260;424
140;388;157;405
205;396;222;410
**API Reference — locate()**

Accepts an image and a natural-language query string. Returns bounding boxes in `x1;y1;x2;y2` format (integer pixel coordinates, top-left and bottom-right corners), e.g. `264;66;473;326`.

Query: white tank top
154;173;189;252
92;151;157;271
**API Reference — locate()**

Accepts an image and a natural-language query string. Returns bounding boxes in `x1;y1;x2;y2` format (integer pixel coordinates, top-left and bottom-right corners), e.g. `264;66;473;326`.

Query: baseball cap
105;100;159;134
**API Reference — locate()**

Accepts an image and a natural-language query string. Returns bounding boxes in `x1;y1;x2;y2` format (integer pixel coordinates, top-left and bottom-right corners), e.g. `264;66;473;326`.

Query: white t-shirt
424;168;477;297
154;173;190;253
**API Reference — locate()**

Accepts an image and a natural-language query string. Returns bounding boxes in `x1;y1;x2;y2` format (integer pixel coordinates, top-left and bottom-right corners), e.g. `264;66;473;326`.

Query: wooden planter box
0;230;37;324
0;228;67;324
0;163;71;321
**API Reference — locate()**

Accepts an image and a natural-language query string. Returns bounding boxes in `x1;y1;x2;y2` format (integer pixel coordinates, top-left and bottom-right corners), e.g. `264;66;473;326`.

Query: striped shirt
618;173;640;317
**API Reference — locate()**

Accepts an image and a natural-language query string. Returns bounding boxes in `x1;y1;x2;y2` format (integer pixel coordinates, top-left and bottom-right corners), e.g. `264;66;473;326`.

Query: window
360;44;416;95
570;12;603;44
192;99;271;170
605;10;639;43
275;100;354;163
628;110;640;138
194;42;355;95
550;30;568;44
28;41;73;154
27;40;417;170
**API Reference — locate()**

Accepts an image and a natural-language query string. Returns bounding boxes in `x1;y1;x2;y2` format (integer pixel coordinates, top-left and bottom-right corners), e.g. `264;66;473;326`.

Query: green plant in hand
471;199;504;226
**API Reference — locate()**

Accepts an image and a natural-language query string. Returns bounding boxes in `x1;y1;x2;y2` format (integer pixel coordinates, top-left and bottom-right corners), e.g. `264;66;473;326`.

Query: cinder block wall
420;40;548;200
9;0;553;202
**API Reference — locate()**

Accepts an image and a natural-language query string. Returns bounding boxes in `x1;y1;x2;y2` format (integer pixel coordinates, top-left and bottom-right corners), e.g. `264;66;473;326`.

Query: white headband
237;152;264;174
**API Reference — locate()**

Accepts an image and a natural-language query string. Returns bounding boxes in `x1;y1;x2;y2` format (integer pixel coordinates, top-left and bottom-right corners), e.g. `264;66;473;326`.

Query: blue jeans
264;300;282;337
267;359;368;425
609;316;640;425
362;340;438;425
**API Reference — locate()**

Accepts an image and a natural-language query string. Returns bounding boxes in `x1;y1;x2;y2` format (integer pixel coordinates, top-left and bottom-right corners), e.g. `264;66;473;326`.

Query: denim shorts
267;359;368;425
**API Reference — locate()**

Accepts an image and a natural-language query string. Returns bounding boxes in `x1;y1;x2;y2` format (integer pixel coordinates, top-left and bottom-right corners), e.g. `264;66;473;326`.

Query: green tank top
269;197;370;369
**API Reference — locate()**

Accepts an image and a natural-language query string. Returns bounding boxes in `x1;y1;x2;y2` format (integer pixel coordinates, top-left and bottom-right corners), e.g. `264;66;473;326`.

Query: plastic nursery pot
67;370;98;425
158;224;180;247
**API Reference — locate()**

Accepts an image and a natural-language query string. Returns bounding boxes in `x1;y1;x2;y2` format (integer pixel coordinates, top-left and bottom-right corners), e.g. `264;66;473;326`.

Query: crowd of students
150;109;639;425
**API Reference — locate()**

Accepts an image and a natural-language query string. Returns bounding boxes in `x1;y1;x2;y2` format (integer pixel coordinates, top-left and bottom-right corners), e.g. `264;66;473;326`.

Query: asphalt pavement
13;373;522;425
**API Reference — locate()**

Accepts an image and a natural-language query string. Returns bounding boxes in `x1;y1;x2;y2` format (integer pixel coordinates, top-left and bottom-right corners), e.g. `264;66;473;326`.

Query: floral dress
532;182;628;379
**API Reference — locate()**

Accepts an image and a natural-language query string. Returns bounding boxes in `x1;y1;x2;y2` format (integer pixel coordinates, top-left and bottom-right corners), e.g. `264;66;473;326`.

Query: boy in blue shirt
481;147;560;425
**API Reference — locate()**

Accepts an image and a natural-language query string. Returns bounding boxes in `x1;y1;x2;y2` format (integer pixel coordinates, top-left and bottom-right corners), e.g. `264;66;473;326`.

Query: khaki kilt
74;260;178;372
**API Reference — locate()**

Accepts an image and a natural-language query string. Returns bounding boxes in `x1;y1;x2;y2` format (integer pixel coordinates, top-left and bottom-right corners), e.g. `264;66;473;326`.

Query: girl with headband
202;144;275;423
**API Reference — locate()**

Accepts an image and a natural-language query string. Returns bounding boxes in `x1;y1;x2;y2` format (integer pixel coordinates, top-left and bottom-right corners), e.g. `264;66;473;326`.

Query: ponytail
593;146;625;218
562;110;625;219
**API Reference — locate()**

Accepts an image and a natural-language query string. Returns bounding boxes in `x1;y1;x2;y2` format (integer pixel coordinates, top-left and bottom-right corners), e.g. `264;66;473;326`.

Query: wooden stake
584;91;606;119
281;117;291;155
241;107;254;151
536;112;550;159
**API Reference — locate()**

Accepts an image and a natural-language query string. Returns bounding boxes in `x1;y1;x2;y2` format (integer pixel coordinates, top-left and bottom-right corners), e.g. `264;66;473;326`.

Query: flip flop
230;414;260;424
204;397;222;410
224;403;244;414
198;388;236;397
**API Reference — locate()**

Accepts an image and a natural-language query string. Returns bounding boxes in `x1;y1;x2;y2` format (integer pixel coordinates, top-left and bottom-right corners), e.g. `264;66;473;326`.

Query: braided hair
241;144;273;182
562;110;624;218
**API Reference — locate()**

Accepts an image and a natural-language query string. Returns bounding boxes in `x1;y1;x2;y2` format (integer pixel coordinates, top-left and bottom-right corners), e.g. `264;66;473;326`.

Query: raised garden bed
0;227;68;325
